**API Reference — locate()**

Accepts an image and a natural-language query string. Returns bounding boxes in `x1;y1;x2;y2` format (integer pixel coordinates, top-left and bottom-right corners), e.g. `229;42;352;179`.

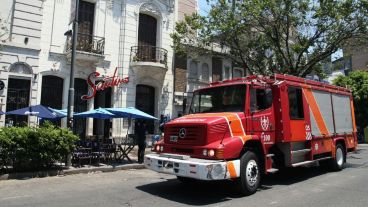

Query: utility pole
66;0;79;168
67;0;79;130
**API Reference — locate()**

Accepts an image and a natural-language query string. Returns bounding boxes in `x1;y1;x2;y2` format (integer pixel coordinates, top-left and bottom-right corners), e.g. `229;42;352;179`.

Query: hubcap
246;160;258;186
336;147;344;166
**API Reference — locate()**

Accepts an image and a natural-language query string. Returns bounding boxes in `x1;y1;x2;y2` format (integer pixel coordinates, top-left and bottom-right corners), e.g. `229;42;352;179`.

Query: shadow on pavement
137;160;365;206
136;167;332;205
136;178;241;205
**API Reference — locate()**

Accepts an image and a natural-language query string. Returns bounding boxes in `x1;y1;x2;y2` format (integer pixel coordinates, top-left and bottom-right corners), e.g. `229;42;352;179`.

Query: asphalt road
1;145;368;207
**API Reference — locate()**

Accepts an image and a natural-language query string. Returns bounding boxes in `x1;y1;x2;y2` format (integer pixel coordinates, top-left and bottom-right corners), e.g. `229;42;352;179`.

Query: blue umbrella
6;105;65;119
106;107;157;120
48;108;67;118
74;107;116;119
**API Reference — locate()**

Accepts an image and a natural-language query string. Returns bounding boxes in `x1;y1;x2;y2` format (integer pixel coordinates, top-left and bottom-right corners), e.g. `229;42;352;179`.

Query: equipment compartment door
287;86;310;141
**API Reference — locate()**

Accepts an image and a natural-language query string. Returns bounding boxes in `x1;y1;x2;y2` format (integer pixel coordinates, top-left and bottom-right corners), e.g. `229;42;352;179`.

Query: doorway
93;86;112;140
136;85;155;134
77;0;95;52
74;78;88;138
138;13;157;61
5;78;31;126
41;76;64;126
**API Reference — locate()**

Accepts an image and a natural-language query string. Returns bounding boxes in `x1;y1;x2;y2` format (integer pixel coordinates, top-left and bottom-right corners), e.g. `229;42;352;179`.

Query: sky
198;0;211;16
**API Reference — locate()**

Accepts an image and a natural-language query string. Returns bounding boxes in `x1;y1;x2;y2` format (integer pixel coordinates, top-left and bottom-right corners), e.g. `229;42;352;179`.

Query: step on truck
145;74;357;195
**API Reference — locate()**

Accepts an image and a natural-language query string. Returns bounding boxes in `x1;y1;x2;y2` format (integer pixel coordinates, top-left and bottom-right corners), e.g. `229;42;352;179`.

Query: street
1;145;368;207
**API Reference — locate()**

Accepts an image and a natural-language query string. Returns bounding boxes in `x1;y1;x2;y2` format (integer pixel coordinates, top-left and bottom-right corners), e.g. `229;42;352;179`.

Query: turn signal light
215;149;224;159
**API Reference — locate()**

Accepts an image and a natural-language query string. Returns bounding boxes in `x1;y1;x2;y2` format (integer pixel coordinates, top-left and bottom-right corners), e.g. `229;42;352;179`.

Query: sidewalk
0;146;152;181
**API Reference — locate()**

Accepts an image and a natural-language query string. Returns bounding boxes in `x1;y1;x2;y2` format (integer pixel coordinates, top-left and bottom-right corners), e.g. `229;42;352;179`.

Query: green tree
172;0;368;76
333;71;368;132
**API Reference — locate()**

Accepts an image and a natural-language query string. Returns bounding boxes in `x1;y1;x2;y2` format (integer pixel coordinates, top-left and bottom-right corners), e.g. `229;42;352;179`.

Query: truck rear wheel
236;151;261;196
329;144;345;171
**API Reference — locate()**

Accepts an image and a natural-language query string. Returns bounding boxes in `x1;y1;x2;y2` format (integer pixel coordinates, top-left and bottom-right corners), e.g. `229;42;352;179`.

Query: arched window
9;62;32;74
190;61;198;78
201;63;209;82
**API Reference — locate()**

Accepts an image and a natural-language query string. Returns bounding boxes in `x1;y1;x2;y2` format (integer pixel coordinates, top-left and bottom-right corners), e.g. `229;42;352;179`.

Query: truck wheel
329;144;345;171
177;176;196;184
236;151;261;196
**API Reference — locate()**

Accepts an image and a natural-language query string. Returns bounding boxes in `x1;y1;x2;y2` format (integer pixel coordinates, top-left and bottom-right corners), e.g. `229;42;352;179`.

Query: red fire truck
145;74;357;195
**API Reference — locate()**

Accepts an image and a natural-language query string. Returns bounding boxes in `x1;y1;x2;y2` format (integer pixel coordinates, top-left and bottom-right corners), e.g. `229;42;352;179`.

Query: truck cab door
246;84;275;145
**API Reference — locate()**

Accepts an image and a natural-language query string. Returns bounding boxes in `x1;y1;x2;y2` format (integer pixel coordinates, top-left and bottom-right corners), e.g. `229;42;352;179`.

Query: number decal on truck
261;132;271;142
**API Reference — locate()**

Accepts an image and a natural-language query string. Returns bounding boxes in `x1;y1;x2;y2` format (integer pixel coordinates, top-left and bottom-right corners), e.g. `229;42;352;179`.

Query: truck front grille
165;125;206;145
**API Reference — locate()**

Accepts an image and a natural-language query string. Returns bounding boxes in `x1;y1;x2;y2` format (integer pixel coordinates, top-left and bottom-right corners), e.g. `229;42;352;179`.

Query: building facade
173;53;245;117
0;0;247;137
0;0;177;138
0;0;43;127
343;43;368;71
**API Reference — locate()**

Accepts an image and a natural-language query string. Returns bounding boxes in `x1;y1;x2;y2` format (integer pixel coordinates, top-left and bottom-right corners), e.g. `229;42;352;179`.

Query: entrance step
266;168;279;173
292;160;315;167
291;149;311;155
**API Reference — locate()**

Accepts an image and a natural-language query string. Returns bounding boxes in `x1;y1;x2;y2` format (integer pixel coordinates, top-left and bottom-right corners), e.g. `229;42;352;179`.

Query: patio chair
72;146;92;167
117;134;136;162
92;143;115;165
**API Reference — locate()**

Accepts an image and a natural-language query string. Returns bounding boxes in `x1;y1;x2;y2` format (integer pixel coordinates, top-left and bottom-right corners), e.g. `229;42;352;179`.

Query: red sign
81;67;129;100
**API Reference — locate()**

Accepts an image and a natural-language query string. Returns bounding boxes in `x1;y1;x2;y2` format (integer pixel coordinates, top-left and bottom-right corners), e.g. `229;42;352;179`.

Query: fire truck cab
145;74;357;195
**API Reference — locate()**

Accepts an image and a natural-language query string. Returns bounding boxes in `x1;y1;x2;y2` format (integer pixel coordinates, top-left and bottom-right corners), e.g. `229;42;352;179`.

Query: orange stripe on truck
302;88;330;136
227;161;237;178
186;113;251;143
350;99;357;132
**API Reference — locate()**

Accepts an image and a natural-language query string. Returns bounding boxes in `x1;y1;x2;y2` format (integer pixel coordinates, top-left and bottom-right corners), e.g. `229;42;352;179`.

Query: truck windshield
189;84;246;113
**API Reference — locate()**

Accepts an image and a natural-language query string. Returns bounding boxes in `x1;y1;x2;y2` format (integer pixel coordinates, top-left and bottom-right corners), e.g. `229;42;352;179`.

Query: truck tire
328;143;345;171
236;151;261;196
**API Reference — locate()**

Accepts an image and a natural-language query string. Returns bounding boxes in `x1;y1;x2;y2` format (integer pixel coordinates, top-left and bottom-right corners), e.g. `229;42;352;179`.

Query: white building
0;0;245;139
0;0;177;138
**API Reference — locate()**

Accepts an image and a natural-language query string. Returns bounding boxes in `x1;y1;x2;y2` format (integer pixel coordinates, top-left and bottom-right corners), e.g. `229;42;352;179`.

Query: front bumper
144;153;240;180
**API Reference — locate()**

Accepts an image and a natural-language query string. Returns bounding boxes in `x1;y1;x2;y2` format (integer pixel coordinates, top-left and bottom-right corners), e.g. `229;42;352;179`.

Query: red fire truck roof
208;74;350;94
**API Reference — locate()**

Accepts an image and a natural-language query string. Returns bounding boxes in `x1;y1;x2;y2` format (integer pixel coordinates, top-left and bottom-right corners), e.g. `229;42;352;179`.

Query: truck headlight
208;149;215;157
160;146;164;152
155;145;160;152
202;149;208;156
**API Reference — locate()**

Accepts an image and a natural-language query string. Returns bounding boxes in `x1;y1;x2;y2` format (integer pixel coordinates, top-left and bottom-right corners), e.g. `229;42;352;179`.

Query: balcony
130;46;168;74
65;33;105;63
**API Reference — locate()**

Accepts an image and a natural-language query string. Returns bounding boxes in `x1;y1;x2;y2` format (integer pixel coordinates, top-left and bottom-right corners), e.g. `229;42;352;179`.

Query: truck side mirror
182;98;187;115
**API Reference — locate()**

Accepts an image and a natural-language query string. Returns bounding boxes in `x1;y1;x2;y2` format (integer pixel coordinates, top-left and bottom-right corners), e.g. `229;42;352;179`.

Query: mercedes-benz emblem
179;128;186;138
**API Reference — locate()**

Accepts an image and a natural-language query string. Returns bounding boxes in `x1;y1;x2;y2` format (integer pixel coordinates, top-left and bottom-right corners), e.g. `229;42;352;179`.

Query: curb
62;163;146;175
0;163;145;181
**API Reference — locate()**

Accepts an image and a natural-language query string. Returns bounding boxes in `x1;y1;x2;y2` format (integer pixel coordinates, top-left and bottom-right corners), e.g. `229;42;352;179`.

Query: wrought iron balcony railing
66;33;105;55
130;46;168;65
